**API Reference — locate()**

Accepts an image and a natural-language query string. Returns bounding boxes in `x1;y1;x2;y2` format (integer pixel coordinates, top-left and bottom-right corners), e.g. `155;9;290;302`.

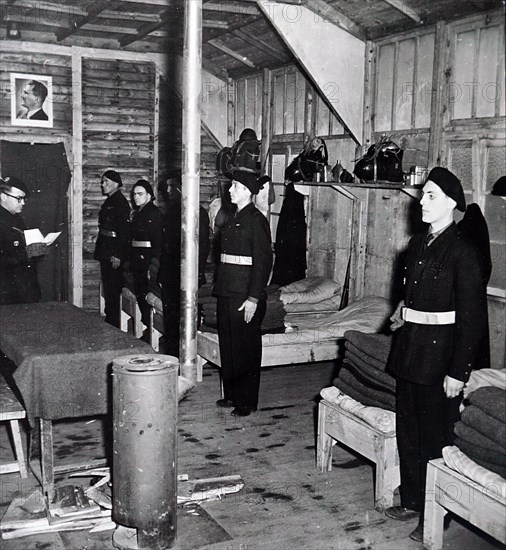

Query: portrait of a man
10;73;53;128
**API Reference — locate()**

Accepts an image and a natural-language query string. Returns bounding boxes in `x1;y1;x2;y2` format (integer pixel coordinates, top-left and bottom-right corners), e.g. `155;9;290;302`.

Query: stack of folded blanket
454;386;506;478
199;284;287;334
332;330;395;412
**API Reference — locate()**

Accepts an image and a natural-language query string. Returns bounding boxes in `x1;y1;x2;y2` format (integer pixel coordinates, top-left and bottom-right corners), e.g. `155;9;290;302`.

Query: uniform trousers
100;259;123;328
132;265;151;327
217;296;266;409
396;378;461;514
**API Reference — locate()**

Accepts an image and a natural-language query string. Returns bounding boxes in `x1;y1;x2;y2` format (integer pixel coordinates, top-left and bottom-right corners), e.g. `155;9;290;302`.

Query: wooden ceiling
0;0;503;79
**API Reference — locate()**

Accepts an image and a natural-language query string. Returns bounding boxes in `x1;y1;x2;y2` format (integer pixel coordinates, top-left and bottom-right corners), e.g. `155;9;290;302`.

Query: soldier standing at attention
213;171;272;417
94;170;130;328
385;167;488;542
129;179;164;338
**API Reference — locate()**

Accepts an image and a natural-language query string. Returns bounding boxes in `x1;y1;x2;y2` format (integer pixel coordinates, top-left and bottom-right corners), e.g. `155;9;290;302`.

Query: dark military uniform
387;222;488;514
213;202;272;410
94;190;130;327
0;205;41;304
130;201;164;327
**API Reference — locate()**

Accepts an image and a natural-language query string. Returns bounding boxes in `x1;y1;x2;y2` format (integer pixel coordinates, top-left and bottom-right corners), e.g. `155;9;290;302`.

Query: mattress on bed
276;296;391;343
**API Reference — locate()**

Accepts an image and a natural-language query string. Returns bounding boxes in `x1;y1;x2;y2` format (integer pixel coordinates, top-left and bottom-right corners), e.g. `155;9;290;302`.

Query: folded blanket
442;446;506;487
454;421;506;456
333;377;396;413
345;349;395;390
468;387;506;424
343;330;392;364
280;277;341;305
284;293;342;313
340;361;396;396
320;386;396;433
454;437;506;470
345;342;389;372
334;364;396;411
464;368;506;399
461;405;506;448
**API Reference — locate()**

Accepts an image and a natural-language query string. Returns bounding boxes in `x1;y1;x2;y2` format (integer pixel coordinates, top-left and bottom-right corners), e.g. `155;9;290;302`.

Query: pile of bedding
453;386;506;478
332;329;395;412
198;276;341;334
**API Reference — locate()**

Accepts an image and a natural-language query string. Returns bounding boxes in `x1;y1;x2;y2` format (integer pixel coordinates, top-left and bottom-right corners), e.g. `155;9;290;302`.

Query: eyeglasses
2;191;26;203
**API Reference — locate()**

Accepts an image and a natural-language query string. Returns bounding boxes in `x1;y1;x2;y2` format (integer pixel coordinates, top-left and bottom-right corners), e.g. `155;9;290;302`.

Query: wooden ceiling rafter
273;0;366;40
208;38;257;68
203;1;259;16
232;28;286;62
381;0;422;23
56;0;114;41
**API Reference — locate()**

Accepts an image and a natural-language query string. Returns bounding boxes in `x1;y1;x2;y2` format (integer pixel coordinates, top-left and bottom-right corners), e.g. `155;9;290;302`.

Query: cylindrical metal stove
112;354;178;550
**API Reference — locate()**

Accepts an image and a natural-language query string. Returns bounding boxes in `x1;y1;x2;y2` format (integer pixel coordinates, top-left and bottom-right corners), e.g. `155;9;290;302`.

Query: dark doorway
1;140;71;301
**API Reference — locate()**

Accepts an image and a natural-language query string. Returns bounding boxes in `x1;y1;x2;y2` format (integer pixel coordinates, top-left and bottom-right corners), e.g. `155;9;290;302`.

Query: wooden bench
317;398;400;511
0;374;28;478
424;458;506;549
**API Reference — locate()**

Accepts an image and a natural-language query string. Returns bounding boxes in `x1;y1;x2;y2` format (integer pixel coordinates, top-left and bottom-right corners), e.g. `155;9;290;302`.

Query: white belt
402;307;455;325
100;229;117;238
132;240;152;248
221;253;252;266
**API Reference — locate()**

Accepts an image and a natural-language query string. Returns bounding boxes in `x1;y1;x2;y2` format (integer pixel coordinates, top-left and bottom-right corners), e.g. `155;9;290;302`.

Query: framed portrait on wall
10;73;53;128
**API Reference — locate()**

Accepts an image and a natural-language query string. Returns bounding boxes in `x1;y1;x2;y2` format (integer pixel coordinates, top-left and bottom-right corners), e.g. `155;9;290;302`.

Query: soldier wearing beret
385;167;489;542
0;175;43;304
129;180;164;335
213;171;273;417
94;170;131;328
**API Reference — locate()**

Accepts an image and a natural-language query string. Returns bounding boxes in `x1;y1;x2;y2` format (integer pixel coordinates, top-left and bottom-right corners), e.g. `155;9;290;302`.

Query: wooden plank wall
158;76;220;209
81;58;157;312
0;50;73;140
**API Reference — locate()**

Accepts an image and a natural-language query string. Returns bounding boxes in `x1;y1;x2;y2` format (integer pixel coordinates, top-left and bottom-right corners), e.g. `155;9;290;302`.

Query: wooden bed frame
317;398;400;511
196;329;342;383
424;458;506;549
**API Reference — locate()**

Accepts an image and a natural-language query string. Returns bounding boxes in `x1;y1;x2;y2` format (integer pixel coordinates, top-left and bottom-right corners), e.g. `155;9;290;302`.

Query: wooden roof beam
56;0;113;41
232;28;286;62
288;0;366;40
120;9;228;47
203;2;259;16
381;0;422;23
208;39;257;68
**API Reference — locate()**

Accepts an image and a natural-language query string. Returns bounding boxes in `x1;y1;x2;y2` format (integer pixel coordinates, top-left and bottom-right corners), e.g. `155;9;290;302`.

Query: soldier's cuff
247;296;258;304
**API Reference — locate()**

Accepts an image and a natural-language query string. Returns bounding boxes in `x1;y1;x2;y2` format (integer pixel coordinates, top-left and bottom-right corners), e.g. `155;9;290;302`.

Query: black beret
426;167;466;212
0;175;31;197
491;176;506;197
102;170;122;187
232;171;261;195
132;179;154;200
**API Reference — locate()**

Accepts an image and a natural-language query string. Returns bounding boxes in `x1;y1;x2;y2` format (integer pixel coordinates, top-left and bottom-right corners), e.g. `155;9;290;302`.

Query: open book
24;228;61;246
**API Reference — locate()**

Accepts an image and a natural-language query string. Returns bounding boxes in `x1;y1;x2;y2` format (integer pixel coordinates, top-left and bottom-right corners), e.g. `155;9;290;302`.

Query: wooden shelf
292;180;422;199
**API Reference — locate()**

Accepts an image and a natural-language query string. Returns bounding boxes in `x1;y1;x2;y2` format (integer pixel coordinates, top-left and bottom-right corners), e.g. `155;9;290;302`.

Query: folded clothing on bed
341;359;395;395
454;421;506;456
343;330;392;365
461;405;506;449
467;386;506;424
199;285;286;333
464;368;506;400
333;364;396;412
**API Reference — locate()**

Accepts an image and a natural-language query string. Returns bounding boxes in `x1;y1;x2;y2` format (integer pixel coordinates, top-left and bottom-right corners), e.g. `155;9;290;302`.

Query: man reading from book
0;175;47;304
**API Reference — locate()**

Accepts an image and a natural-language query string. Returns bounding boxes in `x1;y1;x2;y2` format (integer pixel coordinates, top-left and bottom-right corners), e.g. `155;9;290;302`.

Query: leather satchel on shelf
353;137;404;183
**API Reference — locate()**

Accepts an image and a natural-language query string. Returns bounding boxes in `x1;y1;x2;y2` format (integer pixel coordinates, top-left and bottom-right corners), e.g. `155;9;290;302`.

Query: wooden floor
1;361;504;550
